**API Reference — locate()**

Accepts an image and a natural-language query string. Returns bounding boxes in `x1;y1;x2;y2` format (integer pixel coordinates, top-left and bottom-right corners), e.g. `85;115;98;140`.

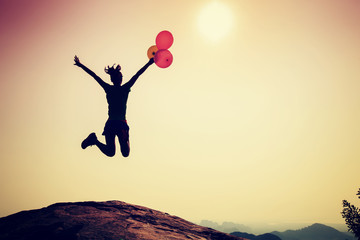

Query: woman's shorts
102;119;130;136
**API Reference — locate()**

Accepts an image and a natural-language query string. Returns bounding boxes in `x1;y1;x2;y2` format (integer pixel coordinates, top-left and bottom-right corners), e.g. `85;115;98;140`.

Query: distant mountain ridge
271;223;356;240
0;201;245;240
200;220;356;240
200;220;252;233
231;232;281;240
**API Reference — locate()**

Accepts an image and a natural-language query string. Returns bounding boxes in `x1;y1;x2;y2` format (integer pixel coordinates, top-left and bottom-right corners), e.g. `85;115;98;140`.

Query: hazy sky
1;0;359;230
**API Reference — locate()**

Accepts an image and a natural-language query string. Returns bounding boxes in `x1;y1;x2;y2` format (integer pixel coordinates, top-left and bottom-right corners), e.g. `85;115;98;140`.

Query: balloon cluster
147;30;174;68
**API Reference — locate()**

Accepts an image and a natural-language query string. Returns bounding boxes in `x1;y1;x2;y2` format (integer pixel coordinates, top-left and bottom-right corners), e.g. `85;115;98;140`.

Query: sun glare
197;1;233;42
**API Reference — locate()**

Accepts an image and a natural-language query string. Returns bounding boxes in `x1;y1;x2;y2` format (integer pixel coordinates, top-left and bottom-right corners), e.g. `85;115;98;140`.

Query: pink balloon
154;49;173;68
156;30;174;50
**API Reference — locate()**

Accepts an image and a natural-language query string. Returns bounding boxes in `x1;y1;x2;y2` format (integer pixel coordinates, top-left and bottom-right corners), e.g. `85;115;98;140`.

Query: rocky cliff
0;200;246;240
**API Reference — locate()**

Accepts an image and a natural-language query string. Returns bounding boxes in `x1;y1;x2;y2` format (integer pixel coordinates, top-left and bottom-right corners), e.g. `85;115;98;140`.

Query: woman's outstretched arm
123;58;155;89
74;55;108;89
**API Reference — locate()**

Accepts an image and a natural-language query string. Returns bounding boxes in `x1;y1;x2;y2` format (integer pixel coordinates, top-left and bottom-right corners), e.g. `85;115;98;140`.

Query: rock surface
0;200;246;240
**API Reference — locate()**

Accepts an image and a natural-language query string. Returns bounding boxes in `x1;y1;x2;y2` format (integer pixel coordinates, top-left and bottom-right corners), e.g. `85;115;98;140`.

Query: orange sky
1;0;360;232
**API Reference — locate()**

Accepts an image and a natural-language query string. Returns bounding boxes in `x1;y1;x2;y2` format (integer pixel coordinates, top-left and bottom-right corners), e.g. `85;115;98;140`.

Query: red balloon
154;49;173;68
156;30;174;50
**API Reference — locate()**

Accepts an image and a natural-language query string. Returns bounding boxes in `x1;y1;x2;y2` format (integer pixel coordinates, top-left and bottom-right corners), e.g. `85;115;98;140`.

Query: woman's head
105;64;123;85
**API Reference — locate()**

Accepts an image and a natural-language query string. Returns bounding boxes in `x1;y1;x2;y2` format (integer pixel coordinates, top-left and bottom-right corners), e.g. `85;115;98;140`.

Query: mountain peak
0;200;245;240
299;223;342;234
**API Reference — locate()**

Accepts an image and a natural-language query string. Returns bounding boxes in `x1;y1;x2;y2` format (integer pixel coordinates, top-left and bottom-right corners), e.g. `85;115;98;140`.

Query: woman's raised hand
74;55;81;66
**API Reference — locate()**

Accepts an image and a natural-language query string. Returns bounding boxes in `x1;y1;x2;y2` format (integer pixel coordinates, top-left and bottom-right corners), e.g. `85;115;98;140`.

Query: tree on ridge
342;188;360;239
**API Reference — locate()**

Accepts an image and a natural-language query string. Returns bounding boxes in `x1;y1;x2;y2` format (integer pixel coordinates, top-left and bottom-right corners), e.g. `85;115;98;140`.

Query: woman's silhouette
74;55;154;157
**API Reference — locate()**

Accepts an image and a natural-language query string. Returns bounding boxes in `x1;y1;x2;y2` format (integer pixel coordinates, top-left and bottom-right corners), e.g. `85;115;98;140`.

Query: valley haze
198;220;349;235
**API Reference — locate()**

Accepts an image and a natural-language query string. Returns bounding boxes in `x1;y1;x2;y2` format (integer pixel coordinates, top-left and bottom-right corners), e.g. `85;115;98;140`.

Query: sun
197;1;234;42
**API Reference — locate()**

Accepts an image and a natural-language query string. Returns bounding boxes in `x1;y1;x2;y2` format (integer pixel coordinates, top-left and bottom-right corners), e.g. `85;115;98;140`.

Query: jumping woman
74;55;154;157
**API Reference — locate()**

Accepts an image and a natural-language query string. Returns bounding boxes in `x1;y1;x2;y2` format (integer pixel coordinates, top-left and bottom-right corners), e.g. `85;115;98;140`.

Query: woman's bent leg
96;134;116;157
118;130;130;157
